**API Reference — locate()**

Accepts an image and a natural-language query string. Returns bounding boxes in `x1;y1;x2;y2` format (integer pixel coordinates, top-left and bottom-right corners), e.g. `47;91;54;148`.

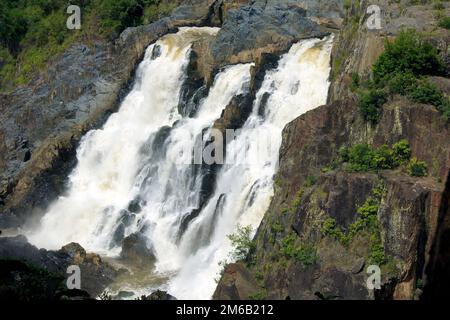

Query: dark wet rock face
212;263;260;300
0;236;120;298
214;1;450;300
211;3;324;66
120;233;155;268
214;93;450;300
140;289;177;300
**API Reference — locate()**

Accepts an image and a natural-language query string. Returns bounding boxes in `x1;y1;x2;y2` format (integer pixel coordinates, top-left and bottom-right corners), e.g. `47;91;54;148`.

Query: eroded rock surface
0;235;120;297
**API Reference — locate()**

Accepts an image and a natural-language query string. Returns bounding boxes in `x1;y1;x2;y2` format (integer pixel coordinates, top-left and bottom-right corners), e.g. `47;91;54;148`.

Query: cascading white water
27;26;333;299
168;36;333;299
27;27;224;253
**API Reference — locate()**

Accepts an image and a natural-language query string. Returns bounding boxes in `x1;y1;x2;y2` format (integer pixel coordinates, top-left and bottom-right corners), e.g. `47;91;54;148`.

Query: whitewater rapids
27;27;333;299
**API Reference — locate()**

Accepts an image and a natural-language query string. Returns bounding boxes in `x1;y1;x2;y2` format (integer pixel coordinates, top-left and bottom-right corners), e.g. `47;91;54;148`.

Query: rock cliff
214;0;450;300
1;0;450;300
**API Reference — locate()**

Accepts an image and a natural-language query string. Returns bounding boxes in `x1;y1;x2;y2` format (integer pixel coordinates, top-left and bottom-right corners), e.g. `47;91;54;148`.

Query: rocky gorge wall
1;0;449;300
214;0;450;300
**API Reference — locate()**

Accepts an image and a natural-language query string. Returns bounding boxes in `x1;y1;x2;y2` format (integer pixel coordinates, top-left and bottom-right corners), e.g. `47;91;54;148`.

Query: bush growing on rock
386;71;417;95
227;225;255;262
358;89;388;124
280;233;316;267
408;80;444;106
321;184;386;264
407;157;428;177
357;29;449;122
339;140;416;172
392;139;412;164
373;29;446;83
438;16;450;29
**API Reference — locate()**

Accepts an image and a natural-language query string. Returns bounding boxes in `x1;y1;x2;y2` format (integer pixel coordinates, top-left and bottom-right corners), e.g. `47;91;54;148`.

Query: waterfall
27;27;333;299
168;36;334;299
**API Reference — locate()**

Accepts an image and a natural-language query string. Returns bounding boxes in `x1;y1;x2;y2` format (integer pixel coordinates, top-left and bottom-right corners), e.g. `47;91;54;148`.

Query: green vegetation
280;233;317;266
305;175;318;187
289;176;317;212
338;139;429;178
248;289;268;300
0;0;179;90
358;89;388;124
270;221;283;234
408;79;445;105
339;140;411;172
407;157;428;177
290;188;304;212
372;29;446;83
321;184;387;265
350;72;360;91
438;16;450;29
227;225;256;261
356;29;449;123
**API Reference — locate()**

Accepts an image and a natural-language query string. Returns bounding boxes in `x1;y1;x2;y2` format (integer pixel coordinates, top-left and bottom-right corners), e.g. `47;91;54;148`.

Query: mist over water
27;27;332;299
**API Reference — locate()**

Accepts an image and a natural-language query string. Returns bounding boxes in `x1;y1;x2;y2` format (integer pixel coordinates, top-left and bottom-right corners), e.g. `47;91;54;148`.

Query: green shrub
438;16;450;29
227;225;255;261
0;0;180;90
271;221;283;234
407;157;428;177
339;146;350;162
280;233;317;266
370;243;386;265
99;0;145;34
295;244;317;266
387;72;417;95
373;29;446;83
392;139;412;165
358;29;449;122
351;72;360;91
408;80;444;106
358;89;388;124
249;289;268;300
438;99;450;121
143;1;177;24
291;188;304;211
347;144;376;171
305;175;317;187
372;145;396;169
340;140;412;172
321;184;386;263
434;2;445;10
322;217;345;241
280;233;297;257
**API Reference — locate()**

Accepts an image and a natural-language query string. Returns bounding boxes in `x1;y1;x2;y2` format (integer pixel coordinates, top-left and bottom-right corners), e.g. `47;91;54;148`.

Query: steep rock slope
214;0;450;300
0;236;119;298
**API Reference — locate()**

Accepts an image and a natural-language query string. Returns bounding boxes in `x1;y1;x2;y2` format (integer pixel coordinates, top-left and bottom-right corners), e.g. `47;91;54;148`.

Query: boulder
0;235;120;297
140;289;177;300
120;233;155;268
